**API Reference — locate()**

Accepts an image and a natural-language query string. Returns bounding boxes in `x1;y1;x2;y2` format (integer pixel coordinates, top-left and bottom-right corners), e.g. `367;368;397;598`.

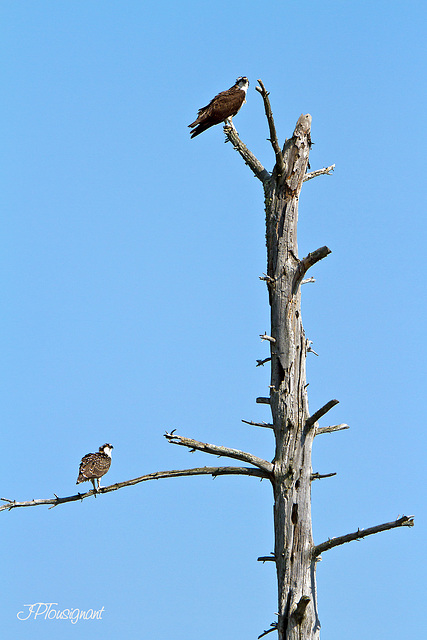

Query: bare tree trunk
263;114;320;640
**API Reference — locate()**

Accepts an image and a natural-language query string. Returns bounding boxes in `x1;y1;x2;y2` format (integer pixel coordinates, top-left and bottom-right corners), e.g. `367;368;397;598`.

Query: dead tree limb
303;164;335;182
301;276;316;285
164;431;274;475
258;554;275;562
260;332;276;343
241;419;274;429
258;622;278;638
313;516;415;557
315;423;349;436
311;472;336;481
256;357;272;367
223;125;270;183
255;79;285;176
0;465;269;513
305;399;339;429
292;246;331;293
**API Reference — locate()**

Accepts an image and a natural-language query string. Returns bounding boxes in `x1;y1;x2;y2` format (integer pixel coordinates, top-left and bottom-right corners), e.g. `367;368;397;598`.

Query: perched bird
188;76;249;138
76;443;113;492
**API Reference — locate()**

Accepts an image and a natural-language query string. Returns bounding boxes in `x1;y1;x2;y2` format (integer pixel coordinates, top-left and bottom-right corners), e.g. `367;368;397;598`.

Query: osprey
188;76;249;138
76;443;113;492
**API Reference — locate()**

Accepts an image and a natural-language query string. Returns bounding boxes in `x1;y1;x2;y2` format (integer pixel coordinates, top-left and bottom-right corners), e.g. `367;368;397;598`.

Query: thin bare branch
259;273;275;283
223;124;270;183
260;333;276;343
305;399;339;429
255;79;285;176
241;419;274;429
0;466;269;513
303;164;335;182
315;423;349;436
258;623;278;639
301;276;316;285
258;555;275;562
256;397;271;405
256;357;271;367
307;340;319;356
313;515;415;557
164;431;274;475
293;246;331;293
311;472;337;481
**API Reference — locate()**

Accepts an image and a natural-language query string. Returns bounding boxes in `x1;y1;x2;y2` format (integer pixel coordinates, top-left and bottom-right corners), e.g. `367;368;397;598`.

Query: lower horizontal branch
0;466;269;513
164;431;273;474
313;515;415;557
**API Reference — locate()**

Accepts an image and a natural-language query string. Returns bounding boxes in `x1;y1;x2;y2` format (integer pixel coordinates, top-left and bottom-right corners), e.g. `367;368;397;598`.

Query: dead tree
1;80;413;640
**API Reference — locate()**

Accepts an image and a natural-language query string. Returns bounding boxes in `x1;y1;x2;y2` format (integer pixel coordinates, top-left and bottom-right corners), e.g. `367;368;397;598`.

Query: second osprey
189;76;249;138
76;443;113;492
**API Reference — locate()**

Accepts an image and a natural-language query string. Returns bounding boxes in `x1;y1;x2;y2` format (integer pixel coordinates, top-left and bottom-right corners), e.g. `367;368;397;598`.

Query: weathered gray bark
227;107;323;639
264;113;320;640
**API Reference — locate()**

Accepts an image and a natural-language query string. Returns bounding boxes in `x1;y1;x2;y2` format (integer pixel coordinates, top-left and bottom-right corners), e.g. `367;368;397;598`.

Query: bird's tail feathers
190;123;212;138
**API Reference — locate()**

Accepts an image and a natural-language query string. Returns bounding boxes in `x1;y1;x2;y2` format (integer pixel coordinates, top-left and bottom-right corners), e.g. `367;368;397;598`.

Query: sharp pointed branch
293;246;331;293
257;554;275;562
255;79;284;177
313;515;415;557
164;432;273;474
259;273;275;283
223;124;270;183
303;164;335;182
307;340;319;356
311;472;337;481
256;357;271;367
0;466;270;514
258;622;278;639
315;423;349;436
241;419;274;429
301;276;316;285
305;399;339;430
260;333;276;343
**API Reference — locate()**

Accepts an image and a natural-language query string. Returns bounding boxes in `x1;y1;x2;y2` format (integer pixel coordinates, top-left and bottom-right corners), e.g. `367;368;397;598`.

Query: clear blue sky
1;1;425;638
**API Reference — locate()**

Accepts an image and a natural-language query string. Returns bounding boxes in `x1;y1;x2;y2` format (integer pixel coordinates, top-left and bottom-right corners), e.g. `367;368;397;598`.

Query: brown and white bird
76;443;113;492
188;76;249;138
